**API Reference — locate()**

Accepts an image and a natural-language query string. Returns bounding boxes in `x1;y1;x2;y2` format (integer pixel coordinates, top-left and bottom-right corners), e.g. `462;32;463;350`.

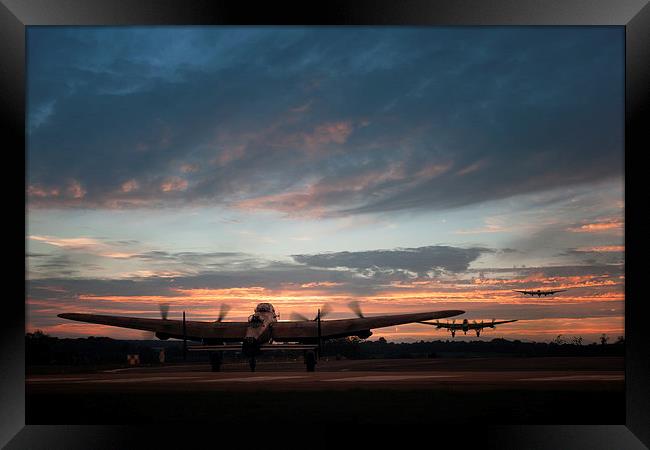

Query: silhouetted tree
600;334;609;345
571;336;583;346
552;335;566;345
27;329;52;341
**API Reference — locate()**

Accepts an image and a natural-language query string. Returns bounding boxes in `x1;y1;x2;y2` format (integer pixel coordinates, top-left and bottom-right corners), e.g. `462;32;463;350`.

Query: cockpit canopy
255;303;274;313
248;314;264;327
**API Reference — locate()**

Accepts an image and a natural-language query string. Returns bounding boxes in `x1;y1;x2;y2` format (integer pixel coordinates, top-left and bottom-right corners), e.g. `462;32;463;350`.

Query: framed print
3;0;649;448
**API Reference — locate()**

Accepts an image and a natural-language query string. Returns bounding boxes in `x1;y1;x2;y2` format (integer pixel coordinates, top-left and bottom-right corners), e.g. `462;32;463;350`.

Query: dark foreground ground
26;356;624;424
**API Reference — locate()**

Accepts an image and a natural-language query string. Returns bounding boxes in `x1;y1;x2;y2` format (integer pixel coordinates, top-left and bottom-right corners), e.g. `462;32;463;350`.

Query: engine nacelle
155;332;171;340
356;330;373;339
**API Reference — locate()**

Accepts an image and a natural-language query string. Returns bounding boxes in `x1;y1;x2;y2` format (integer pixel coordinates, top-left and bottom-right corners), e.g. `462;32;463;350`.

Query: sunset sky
26;27;624;343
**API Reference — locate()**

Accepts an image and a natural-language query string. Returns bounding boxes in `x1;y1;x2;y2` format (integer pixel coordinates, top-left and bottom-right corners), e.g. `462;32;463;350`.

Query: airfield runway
27;359;623;392
26;357;624;424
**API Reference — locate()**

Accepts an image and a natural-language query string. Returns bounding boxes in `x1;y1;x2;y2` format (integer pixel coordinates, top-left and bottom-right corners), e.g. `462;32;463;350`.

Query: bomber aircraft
58;301;464;372
417;318;518;338
513;289;567;297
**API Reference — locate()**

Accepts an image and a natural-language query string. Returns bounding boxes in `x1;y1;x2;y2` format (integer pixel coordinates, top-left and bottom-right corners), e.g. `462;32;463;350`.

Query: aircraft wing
490;319;518;325
469;319;518;328
57;313;248;342
188;343;318;352
272;310;464;342
513;290;531;294
416;321;460;329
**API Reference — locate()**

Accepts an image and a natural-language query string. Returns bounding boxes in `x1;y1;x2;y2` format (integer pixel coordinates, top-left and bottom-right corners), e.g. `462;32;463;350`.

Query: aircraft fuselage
241;303;278;357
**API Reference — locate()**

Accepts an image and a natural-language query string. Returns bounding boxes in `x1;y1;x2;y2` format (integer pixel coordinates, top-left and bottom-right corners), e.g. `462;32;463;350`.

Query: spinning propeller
142;303;172;339
142;303;187;360
159;303;170;320
289;303;332;321
289;301;367;321
288;303;337;360
215;303;231;322
288;302;367;359
347;300;365;318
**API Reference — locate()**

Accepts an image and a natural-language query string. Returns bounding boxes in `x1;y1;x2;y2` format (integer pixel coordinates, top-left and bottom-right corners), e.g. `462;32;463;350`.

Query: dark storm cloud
126;250;279;273
557;249;624;266
293;245;491;274
474;263;624;281
130;250;249;263
28;277;179;300
27;245;492;302
27;253;103;278
26;263;360;301
27;28;623;215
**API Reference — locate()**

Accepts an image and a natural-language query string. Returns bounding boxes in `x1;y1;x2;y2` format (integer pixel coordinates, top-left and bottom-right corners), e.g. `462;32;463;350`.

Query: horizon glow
26;27;624;343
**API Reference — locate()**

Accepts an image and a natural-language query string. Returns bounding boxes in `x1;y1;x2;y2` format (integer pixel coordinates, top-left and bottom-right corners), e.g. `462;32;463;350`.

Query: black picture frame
3;0;648;447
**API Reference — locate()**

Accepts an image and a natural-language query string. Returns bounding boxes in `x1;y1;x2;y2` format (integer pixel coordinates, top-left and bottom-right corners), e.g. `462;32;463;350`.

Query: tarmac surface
27;356;624;391
26;357;625;424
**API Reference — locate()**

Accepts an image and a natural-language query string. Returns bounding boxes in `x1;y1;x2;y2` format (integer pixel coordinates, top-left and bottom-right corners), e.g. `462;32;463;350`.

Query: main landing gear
304;350;317;372
249;357;257;372
209;351;222;372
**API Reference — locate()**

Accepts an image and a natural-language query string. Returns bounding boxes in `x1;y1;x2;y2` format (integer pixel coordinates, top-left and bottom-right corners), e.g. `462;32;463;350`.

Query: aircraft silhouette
58;301;464;372
513;289;567;297
418;318;518;337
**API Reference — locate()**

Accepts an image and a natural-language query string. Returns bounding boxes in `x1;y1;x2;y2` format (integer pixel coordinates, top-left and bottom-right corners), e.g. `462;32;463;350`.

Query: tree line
26;330;625;368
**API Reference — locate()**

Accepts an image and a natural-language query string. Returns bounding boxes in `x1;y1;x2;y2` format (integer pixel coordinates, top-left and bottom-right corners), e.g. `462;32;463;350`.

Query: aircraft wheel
209;352;222;372
249;357;256;372
305;350;316;372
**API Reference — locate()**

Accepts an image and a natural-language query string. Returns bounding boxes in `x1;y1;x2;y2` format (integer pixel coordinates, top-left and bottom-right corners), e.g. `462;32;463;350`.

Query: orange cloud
102;252;136;259
568;218;623;233
28;185;60;198
160;177;188;192
120;179;139;192
67;179;86;199
576;245;624;253
305;121;353;147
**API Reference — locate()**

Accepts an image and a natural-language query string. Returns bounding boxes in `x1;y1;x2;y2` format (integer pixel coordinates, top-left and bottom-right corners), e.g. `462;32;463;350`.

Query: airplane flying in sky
513;289;567;297
417;318;518;338
58;301;464;372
